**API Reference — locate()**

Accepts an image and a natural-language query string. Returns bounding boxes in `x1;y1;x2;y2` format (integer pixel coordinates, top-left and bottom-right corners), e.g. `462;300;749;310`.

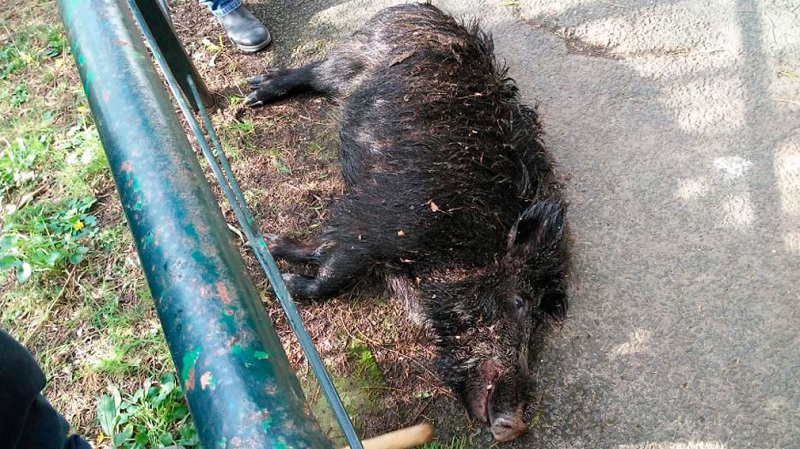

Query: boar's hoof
490;414;528;443
244;92;264;108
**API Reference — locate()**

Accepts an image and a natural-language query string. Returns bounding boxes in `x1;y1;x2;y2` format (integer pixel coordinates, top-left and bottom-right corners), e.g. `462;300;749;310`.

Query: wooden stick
341;423;434;449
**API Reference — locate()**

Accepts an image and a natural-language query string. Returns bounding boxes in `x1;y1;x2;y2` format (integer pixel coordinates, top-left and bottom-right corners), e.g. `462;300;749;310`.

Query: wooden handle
340;423;434;449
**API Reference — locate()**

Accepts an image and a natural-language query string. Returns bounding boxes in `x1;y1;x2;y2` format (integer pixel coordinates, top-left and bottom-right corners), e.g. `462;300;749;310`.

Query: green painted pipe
56;0;334;447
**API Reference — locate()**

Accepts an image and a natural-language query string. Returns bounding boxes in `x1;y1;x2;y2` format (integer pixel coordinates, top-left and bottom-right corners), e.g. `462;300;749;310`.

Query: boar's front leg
282;245;371;301
245;62;323;107
266;234;328;266
246;52;368;107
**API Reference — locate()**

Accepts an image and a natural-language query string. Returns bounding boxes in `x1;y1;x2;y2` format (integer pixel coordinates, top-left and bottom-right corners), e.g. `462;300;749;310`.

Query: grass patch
301;339;387;446
0;281;52;329
217;117;254;158
307;126;338;164
348;340;384;388
0;5;183;445
0;135;41;203
84;285;166;377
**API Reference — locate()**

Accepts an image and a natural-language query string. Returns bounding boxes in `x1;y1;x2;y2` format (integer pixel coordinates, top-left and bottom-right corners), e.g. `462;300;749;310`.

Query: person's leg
199;0;272;53
199;0;241;17
0;330;92;449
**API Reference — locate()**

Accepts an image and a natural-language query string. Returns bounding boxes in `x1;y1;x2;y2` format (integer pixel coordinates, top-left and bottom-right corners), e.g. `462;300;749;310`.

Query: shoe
217;5;272;53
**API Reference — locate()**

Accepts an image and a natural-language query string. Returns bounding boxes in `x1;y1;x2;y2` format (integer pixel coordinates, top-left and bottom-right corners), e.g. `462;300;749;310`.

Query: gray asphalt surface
251;1;800;447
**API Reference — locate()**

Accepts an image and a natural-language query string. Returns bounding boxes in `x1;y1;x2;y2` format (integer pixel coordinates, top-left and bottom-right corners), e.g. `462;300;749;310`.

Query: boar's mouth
489;404;528;443
472;359;528;442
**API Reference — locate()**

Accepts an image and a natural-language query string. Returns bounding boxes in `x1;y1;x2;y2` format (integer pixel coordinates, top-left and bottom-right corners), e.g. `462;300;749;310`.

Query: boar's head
426;200;568;442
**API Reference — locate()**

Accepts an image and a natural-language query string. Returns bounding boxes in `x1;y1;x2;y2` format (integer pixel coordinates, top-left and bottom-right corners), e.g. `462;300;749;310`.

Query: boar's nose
490;413;528;442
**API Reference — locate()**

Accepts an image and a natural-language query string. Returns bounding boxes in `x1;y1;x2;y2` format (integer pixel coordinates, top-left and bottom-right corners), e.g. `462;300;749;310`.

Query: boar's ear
508;200;566;252
540;287;568;319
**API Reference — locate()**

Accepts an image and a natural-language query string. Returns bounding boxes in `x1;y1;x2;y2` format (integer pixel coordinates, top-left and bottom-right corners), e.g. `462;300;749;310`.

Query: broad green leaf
0;254;18;269
96;394;117;437
158;432;174;446
120;423;133;440
134;431;149;446
68;253;84;265
110;385;122;410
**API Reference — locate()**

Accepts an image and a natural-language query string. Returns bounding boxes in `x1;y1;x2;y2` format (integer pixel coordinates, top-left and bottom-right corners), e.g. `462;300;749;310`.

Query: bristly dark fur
247;3;570;442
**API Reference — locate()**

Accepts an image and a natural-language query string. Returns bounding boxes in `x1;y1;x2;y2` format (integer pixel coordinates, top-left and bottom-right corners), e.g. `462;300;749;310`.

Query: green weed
301;341;386;446
0;196;98;282
0;42;30;80
84;285;168;378
348;340;383;387
55;122;107;195
421;435;471;449
227;95;244;106
265;146;292;174
0;135;41;200
8;82;30;106
233;118;255;133
217;118;254;158
0;281;51;329
44;28;67;58
96;374;199;449
307;128;337;164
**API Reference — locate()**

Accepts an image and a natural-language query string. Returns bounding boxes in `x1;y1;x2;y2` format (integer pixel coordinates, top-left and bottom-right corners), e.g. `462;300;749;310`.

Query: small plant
348;340;383;386
0;196;98;282
421;435;471;449
233;119;255;133
43;29;67;58
0;43;28;80
266;147;291;174
57;123;107;183
0;136;41;201
9;83;30;107
96;373;199;449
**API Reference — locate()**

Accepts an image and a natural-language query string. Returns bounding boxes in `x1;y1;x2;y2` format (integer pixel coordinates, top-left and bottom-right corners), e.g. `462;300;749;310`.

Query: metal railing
56;0;361;447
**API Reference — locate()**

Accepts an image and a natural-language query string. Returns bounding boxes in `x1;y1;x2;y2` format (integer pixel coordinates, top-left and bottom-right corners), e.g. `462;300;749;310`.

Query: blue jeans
200;0;241;17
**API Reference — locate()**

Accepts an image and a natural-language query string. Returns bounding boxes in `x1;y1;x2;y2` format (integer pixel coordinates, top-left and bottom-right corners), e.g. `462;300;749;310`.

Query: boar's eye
513;296;525;312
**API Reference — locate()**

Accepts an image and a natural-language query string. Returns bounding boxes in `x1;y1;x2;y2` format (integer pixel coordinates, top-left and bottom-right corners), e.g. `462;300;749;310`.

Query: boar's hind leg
282;248;370;301
245;62;323;107
266;234;327;265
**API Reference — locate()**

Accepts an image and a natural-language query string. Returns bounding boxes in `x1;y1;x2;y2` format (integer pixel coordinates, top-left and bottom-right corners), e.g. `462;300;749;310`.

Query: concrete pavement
251;1;800;447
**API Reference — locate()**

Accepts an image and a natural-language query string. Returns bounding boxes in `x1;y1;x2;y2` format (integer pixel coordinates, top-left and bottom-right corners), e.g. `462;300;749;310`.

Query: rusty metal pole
56;0;334;447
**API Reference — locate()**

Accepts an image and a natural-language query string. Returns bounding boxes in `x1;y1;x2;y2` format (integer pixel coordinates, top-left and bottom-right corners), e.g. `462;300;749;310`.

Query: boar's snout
469;359;528;442
490;412;528;442
488;376;528;442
